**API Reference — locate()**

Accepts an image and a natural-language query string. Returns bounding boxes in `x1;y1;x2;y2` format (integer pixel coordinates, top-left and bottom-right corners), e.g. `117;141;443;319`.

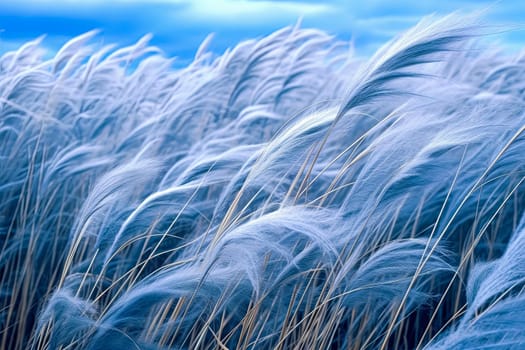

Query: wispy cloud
160;0;334;26
185;0;334;23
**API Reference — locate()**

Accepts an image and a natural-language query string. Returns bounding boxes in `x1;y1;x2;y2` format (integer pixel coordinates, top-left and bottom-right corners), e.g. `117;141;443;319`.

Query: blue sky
0;0;523;64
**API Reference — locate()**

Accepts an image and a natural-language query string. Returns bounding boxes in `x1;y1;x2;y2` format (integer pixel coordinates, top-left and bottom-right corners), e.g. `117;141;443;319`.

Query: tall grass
1;12;525;349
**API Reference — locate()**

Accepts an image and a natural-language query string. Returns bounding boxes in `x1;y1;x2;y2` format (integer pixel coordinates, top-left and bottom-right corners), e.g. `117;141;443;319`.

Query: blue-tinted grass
1;12;525;350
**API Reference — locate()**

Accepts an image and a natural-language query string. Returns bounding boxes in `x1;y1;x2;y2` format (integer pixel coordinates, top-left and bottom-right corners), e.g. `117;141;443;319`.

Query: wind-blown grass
1;12;525;349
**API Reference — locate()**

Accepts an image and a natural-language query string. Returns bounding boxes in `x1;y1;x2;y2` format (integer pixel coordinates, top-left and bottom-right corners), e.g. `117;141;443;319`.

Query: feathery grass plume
425;214;525;349
1;10;525;350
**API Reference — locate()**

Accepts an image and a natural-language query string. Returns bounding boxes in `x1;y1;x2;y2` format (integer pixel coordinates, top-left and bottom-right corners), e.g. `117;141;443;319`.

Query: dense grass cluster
1;13;525;349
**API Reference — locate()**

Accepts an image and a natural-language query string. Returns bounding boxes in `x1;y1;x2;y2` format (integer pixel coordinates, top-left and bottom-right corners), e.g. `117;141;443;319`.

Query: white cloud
176;0;335;24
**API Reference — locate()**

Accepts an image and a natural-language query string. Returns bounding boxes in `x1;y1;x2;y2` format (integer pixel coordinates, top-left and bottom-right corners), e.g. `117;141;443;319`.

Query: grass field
1;12;525;350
